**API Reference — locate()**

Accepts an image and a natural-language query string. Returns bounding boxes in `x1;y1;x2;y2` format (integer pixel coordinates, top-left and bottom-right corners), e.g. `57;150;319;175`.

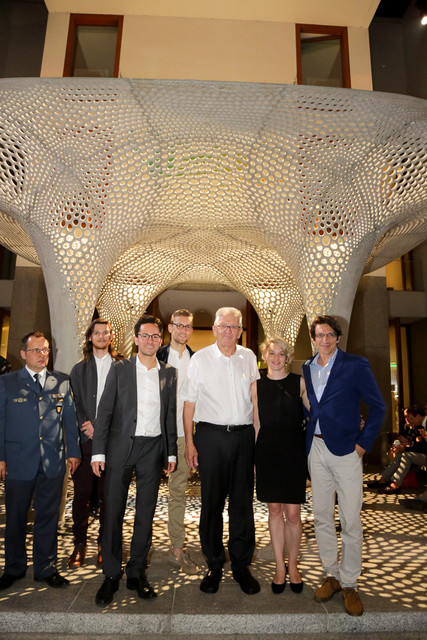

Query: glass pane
73;25;117;77
301;36;343;87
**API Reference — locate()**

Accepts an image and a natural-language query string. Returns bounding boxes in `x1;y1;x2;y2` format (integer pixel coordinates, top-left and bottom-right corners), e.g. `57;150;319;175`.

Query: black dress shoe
366;479;385;489
290;580;304;593
381;485;401;495
35;571;69;588
200;568;223;594
232;567;260;595
95;576;120;606
0;572;25;591
126;573;157;600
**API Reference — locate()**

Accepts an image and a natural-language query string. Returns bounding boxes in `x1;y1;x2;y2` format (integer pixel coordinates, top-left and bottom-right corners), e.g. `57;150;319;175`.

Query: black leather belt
314;434;323;439
197;421;252;432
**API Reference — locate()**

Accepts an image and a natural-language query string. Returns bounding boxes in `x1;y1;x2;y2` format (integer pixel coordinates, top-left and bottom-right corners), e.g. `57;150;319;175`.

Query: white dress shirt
183;342;259;425
94;352;113;416
135;357;161;437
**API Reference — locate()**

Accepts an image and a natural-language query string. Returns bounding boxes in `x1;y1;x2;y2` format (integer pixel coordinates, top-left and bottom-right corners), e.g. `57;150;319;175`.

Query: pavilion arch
96;232;305;357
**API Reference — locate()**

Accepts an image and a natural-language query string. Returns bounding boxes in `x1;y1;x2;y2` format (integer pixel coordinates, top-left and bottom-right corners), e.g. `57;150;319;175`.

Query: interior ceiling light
416;0;427;24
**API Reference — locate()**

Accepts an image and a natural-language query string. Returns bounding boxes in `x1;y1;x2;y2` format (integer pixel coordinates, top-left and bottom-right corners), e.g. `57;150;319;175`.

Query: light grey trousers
308;436;363;589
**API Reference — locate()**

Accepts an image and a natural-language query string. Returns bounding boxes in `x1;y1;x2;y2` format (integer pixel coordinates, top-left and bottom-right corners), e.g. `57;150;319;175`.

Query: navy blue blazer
302;348;385;456
0;367;80;480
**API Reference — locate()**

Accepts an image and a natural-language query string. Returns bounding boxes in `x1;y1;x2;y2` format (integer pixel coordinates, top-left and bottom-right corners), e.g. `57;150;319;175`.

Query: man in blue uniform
0;332;81;590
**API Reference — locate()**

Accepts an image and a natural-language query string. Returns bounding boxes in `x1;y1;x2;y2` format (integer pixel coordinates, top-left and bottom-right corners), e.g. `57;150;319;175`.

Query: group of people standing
0;308;386;618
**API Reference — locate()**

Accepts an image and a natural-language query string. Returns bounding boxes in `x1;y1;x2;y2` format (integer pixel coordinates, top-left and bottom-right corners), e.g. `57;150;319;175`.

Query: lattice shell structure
0;78;426;371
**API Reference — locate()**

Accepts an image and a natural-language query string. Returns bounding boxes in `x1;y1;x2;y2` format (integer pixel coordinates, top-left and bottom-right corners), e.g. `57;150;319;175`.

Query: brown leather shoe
342;587;364;616
67;543;86;568
314;576;341;602
97;545;103;568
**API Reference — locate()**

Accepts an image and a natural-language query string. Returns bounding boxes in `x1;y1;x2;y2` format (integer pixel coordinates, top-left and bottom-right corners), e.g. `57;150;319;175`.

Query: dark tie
34;373;42;391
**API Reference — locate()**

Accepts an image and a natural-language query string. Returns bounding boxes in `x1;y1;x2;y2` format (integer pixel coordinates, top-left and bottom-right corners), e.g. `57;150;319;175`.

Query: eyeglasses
138;333;161;342
216;324;242;332
92;330;111;337
25;348;50;354
314;333;337;340
171;322;193;331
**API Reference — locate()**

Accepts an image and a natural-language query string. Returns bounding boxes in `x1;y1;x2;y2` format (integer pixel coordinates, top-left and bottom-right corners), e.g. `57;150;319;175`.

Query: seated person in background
381;407;427;495
400;416;427;508
367;406;425;489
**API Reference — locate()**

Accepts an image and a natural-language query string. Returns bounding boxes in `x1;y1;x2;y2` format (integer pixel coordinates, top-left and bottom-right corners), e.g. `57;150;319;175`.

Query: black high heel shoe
271;580;286;594
290;580;304;593
289;566;303;594
271;565;287;594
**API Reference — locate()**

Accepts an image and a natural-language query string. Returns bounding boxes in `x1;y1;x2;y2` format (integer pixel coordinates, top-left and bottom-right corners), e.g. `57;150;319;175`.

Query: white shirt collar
136;356;160;372
25;365;47;383
213;342;238;359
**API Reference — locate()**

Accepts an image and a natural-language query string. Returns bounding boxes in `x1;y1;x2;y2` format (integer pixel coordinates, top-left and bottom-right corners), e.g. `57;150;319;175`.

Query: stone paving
0;468;426;636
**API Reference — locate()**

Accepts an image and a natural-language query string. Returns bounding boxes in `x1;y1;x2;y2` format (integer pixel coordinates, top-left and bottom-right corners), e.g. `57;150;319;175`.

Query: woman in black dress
255;337;308;594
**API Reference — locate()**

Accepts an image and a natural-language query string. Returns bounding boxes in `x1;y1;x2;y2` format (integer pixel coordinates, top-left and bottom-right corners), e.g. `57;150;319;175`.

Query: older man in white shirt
183;307;260;595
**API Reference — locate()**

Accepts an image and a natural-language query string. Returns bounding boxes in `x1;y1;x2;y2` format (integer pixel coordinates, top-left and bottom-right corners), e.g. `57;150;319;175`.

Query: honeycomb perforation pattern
0;79;426;359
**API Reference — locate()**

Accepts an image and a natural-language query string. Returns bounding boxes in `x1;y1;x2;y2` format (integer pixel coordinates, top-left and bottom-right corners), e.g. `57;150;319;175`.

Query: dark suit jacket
0;367;80;480
70;354;115;444
92;357;177;468
157;344;195;363
302;348;385;456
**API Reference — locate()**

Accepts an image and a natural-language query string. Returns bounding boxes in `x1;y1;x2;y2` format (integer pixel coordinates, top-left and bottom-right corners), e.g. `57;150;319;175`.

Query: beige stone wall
120;16;296;84
41;11;373;89
40;12;69;77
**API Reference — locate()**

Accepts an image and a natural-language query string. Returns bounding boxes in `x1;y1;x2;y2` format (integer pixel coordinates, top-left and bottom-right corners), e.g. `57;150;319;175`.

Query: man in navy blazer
0;332;81;591
302;316;385;617
91;315;177;606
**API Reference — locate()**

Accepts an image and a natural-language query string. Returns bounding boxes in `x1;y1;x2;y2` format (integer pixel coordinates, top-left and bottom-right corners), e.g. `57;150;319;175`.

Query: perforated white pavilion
0;78;426;370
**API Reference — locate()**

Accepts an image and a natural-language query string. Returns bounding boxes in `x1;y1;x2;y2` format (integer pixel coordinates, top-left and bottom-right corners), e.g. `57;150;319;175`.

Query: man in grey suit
91;315;177;606
0;332;81;591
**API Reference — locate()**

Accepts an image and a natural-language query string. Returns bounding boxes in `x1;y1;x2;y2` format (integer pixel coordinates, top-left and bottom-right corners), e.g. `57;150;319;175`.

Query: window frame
63;13;123;78
296;24;351;88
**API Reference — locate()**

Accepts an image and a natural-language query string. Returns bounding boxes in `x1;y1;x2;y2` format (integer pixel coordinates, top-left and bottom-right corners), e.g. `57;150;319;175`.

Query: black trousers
194;422;255;571
5;464;63;579
71;439;105;545
101;435;163;579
